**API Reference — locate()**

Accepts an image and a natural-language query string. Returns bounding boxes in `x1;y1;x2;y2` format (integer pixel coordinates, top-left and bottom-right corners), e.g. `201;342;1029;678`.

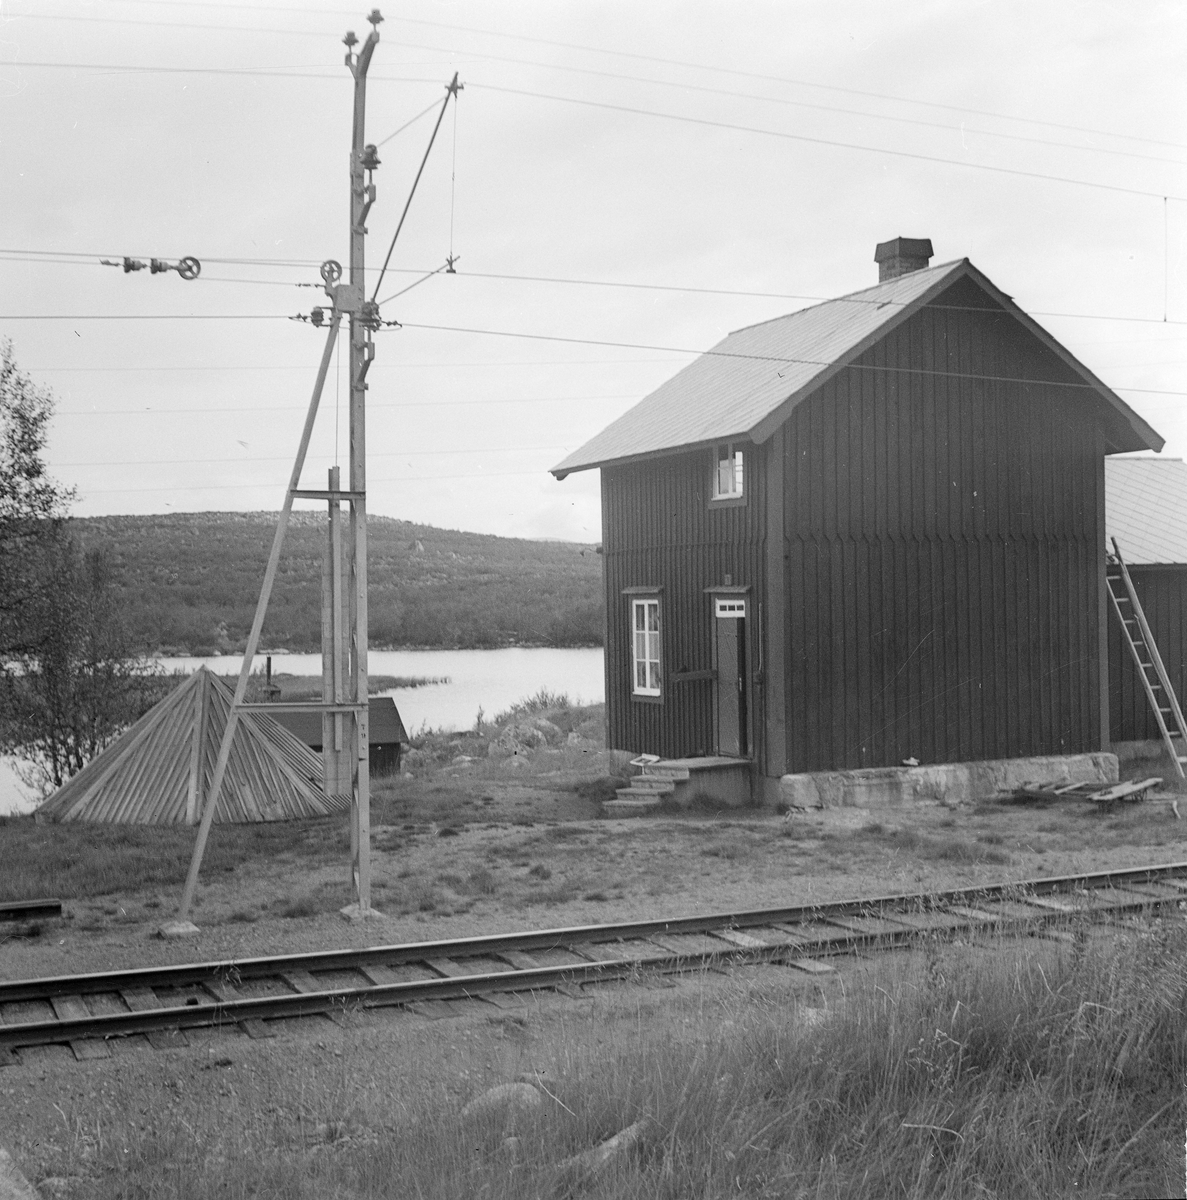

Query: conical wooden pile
38;667;348;824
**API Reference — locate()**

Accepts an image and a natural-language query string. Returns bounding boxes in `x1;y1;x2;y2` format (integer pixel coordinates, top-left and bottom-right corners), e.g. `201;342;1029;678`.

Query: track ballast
2;861;1185;1066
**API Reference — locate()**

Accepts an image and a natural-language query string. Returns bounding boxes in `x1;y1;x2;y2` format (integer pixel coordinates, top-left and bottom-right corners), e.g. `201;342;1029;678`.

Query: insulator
310;307;325;327
343;30;358;47
361;144;381;171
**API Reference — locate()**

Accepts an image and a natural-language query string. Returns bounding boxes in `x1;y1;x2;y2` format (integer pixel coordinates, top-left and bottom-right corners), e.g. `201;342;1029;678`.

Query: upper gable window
711;443;745;502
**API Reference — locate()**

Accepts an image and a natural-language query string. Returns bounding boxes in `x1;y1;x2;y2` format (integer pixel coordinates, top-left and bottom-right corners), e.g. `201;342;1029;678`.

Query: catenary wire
7;59;1182;200
17;4;1184;154
50;393;635;414
4;250;1186;327
470;83;1187;203
55;445;575;468
380;11;1187;153
76;467;563;495
3;58;443;85
5;311;1185;392
390;320;1187;396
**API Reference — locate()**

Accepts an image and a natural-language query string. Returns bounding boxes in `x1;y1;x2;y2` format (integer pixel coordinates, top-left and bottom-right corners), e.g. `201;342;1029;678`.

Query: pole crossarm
235;702;368;713
291;488;366;501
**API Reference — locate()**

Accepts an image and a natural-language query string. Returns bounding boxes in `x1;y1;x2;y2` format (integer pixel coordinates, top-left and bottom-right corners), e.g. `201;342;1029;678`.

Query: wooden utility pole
322;465;349;798
172;11;383;929
345;13;381;913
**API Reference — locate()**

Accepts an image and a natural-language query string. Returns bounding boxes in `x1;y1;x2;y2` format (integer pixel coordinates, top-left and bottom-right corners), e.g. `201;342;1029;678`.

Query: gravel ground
2;768;1186;1195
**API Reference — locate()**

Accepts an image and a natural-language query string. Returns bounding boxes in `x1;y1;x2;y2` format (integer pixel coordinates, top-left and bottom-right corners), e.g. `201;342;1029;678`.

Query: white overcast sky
2;0;1184;543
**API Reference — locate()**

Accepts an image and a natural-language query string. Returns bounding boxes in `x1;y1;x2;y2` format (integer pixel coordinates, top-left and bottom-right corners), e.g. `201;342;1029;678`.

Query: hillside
72;512;603;654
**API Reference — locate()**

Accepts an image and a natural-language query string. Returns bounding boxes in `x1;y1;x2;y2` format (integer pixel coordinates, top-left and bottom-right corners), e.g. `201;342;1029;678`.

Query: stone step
603;794;665;817
639;766;690;782
615;781;674;801
630;775;680;792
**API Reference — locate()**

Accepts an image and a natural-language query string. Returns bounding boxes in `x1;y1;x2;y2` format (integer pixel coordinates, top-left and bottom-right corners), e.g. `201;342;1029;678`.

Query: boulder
556;1117;651;1182
488;722;547;758
530;717;563;744
461;1082;544;1130
0;1148;37;1200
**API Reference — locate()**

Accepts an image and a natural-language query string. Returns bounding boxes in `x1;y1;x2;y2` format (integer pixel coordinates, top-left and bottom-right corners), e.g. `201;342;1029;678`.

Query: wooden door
715;601;748;757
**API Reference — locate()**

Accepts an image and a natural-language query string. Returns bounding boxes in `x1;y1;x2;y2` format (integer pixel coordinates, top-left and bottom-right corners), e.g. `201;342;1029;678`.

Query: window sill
708;494;746;509
631;692;664;705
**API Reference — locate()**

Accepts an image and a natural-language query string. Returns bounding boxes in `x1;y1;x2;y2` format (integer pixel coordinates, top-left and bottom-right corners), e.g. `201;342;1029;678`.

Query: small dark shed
271;696;409;777
1106;457;1187;745
552;239;1163;797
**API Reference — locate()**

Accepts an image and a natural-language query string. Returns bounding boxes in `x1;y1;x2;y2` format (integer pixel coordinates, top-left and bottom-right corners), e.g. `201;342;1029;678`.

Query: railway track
2;862;1185;1066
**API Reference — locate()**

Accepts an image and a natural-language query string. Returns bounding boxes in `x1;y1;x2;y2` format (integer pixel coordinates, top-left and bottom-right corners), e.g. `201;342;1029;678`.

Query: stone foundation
777;752;1118;809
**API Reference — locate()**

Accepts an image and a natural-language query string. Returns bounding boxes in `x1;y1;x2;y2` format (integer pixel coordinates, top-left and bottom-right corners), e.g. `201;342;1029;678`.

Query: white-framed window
632;597;662;696
715;597;746;619
712;443;745;500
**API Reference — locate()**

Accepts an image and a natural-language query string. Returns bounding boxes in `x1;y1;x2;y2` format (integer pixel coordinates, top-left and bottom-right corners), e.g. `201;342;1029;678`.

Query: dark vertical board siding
1108;566;1187;742
601;444;766;758
782;281;1103;772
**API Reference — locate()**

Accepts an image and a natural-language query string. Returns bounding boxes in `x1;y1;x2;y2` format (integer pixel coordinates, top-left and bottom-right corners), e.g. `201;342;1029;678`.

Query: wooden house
552;238;1163;801
1105;457;1187;748
272;696;409;776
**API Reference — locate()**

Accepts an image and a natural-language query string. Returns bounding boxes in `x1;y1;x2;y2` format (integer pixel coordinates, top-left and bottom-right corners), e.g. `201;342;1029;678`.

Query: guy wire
450;95;459;262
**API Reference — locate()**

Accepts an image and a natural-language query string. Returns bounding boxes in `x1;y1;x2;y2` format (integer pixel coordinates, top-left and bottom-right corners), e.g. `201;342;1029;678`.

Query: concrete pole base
157;920;202;939
339;902;385;922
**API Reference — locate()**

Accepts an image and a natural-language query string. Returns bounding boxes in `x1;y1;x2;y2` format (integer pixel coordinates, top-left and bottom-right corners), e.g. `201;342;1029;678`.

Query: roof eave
955;262;1163;454
552;433;755;480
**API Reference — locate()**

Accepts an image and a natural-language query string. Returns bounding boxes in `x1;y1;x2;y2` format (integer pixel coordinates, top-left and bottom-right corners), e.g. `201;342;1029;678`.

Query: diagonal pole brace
176;314;343;923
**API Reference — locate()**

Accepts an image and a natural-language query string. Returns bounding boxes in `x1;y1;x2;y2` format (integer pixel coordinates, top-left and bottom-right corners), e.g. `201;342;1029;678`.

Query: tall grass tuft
71;923;1187;1198
494;688;572;723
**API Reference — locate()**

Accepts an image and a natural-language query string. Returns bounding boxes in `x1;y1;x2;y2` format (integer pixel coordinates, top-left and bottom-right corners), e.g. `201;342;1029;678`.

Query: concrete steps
603;757;750;816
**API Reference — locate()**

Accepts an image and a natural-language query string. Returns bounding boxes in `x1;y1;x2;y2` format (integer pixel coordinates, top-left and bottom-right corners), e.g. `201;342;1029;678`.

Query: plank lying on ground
0;900;63;922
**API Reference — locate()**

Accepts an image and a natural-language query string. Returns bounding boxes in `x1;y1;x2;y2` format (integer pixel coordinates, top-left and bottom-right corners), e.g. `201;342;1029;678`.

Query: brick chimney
874;237;933;282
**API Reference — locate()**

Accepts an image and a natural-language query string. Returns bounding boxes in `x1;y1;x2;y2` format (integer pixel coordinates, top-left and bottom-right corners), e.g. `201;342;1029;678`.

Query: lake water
0;646;605;816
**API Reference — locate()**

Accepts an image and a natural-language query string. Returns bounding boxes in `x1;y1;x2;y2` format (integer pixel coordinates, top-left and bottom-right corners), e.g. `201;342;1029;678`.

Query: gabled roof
551;258;1162;477
272;695;409;748
1106;458;1187;566
38;667;349;824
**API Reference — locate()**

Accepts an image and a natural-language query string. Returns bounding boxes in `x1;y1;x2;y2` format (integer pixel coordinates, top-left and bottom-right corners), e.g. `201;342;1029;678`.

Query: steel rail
4;860;1185;1005
2;861;1185;1061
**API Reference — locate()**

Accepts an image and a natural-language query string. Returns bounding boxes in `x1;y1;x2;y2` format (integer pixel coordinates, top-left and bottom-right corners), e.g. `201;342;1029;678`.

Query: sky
1;0;1185;544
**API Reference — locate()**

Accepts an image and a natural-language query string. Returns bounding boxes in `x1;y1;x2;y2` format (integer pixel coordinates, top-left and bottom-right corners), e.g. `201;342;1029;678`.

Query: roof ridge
726;258;968;337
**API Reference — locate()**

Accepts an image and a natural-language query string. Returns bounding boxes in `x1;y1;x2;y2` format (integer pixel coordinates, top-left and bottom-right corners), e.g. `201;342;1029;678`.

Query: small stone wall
778;752;1118;809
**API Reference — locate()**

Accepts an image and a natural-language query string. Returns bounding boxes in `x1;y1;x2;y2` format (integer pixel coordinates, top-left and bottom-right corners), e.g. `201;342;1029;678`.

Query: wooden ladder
1106;537;1187;779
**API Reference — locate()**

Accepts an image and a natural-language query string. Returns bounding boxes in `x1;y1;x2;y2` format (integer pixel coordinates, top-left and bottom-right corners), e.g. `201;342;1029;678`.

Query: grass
0;813;347;902
825;822;1013;866
241;672;445;702
43;923;1187;1198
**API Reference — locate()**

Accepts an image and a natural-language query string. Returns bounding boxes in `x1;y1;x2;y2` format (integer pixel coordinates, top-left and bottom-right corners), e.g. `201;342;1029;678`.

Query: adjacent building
553;238;1163;799
1105;456;1187;747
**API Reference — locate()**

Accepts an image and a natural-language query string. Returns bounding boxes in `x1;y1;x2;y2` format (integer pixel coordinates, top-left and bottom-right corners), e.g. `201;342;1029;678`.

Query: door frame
707;585;752;758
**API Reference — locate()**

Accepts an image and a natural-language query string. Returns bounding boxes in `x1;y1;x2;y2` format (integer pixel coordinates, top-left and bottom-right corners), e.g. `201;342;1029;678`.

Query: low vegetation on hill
71;512;602;654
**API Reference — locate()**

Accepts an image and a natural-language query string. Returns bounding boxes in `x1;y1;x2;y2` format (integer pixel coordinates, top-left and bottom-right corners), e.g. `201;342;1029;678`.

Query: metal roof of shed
1106;457;1187;566
551;258;1161;477
38;667;349;825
